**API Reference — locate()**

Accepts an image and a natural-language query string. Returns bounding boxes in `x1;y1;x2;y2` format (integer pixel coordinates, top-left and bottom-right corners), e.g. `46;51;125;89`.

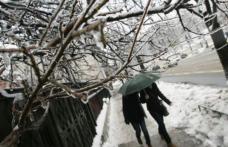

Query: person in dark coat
122;92;151;147
140;82;176;147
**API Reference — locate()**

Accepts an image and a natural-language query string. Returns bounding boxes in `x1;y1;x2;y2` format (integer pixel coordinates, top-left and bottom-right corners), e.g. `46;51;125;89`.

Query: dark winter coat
122;92;146;123
140;83;171;115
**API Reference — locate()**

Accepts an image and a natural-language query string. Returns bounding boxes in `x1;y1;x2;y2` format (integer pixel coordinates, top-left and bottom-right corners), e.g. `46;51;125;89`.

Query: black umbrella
118;72;160;95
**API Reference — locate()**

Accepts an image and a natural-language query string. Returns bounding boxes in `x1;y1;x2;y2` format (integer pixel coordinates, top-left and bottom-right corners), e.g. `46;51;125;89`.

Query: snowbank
158;81;228;147
92;98;110;147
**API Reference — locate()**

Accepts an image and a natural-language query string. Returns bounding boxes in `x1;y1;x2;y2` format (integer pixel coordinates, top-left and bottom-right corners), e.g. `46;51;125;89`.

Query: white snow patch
92;99;109;147
157;81;228;147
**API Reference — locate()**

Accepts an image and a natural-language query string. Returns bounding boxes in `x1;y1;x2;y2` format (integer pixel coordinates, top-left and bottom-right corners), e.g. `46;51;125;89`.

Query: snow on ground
92;98;109;147
102;81;140;147
102;81;157;147
97;80;228;147
158;81;228;147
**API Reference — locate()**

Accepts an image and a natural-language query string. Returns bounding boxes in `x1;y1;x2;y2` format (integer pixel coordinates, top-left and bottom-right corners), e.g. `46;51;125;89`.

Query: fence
0;87;110;147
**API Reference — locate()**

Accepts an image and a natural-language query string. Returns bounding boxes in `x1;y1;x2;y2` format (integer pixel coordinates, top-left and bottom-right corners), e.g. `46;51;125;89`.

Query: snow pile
92;98;109;147
158;81;228;147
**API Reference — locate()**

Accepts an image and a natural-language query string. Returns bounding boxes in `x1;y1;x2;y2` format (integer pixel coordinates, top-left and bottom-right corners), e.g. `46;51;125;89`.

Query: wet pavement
161;51;227;87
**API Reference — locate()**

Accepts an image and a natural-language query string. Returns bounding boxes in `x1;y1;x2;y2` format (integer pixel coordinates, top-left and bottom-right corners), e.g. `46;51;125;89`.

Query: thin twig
21;46;41;82
39;0;66;45
76;0;153;92
17;0;103;130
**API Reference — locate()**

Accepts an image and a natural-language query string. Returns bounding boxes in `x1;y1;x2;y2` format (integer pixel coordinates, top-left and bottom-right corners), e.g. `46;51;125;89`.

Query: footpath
101;93;207;147
118;129;203;147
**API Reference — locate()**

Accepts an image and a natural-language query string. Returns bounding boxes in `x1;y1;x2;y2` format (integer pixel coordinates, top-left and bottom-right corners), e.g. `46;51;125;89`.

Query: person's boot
147;144;152;147
137;137;143;145
167;143;177;147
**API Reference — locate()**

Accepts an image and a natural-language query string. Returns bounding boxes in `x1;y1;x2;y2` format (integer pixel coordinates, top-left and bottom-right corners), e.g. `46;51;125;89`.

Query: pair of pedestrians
122;82;176;147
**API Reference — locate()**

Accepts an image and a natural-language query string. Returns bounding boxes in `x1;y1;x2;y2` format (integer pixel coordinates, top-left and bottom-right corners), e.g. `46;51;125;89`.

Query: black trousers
149;111;171;144
131;118;151;145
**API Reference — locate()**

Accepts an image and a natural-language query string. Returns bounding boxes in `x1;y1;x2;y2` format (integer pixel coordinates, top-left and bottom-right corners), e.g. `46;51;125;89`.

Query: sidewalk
118;129;203;147
102;81;228;147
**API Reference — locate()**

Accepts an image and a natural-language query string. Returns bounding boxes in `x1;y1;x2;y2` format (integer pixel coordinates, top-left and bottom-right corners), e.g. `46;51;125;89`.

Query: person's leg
131;122;143;144
158;116;164;139
139;119;151;146
150;111;172;144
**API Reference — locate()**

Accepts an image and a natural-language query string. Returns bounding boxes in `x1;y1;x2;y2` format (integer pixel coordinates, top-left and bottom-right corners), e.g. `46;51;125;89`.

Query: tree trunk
210;28;228;79
204;0;228;80
136;56;146;71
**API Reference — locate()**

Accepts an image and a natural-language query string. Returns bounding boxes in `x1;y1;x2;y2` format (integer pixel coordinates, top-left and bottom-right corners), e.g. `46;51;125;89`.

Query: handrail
198;105;228;117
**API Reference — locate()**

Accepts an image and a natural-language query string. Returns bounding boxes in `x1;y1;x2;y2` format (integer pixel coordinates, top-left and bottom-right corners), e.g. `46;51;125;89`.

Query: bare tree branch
39;0;66;45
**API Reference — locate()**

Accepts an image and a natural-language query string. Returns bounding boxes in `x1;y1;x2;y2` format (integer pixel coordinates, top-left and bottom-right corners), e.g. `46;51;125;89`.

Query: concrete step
118;129;203;147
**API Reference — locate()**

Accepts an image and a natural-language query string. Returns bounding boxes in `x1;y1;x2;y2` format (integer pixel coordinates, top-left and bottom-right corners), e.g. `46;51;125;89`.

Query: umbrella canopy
118;72;160;96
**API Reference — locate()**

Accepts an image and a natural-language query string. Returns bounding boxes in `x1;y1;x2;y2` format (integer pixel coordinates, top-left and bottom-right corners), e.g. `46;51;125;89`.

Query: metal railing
198;105;228;118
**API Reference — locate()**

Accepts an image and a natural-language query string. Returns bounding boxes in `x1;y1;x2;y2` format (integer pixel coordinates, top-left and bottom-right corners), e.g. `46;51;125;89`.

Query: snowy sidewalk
118;129;203;147
99;81;228;147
